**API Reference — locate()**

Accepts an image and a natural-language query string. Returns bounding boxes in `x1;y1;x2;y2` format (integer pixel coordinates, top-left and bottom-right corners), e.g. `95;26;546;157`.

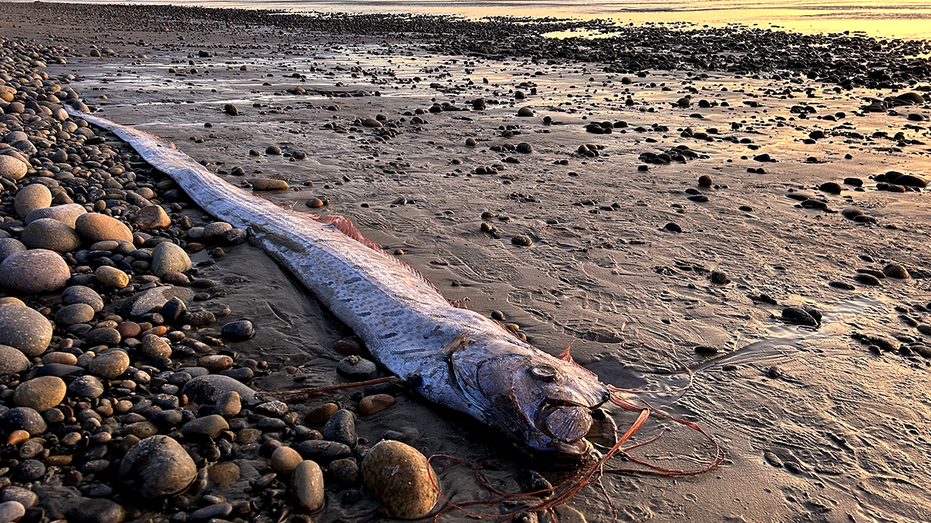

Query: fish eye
530;364;557;382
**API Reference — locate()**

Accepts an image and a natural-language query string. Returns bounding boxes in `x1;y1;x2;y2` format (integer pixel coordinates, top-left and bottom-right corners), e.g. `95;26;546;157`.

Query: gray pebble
68;375;105;399
150;242;192;277
65;498;126;523
296;439;352;463
55;303;95;327
291;460;324;512
20;218;81;252
0;344;30;374
336;355;378;380
87;349;129;379
323;409;357;447
0;304;53;357
181;414;229;439
0;249;70;293
0;238;26;263
24;202;87;228
221;319;254;340
182;374;259;405
0;407;47;436
118;434;197;498
14;184;52;218
63;285;105;312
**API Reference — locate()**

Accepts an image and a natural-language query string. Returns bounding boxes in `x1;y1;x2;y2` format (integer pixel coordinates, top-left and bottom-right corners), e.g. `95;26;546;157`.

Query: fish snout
542;405;594;444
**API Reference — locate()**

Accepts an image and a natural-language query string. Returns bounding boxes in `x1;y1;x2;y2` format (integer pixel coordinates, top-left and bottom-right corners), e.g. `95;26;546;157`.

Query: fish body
67;107;610;458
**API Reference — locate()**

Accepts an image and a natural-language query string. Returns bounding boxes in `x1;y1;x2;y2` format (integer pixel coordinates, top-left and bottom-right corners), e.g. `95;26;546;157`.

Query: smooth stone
0;304;53;357
322;409;357;447
65;498;126;523
68;375;105;399
358;394;397;416
0;155;27;180
0;501;25;523
0;486;37;508
140;334;172;359
180;414;229;439
118;435;197;498
0;344;30;374
75;213;133;243
328;457;360;487
159;296;187;323
150;242;192;277
182;374;259;405
24;203;87;228
296;440;352;463
189;502;232;521
0;238;26;263
122;286;194;317
0;407;47;436
291;460;325;512
304;403;339;425
133;205;171;230
20;218;81;252
221;320;254;340
87;349;129;379
198;354;233;371
335;355;378;380
0;249;70;293
14;184;52;218
213;390;241;417
85;327;122;346
55;303;95;327
62;285;104;312
271;446;303;474
252;178;289;191
95;265;130;288
14;375;66;411
202;222;232;242
361;440;438;518
883;263;910;279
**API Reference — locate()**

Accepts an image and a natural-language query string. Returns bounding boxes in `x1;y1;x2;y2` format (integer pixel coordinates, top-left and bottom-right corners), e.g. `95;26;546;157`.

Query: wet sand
2;2;931;522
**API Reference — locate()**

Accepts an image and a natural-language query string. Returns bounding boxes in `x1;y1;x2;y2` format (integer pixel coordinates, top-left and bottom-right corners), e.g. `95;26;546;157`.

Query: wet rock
329;458;360;487
181;414;229;439
14;375;66;412
252;178;289;191
150;242;192;277
213;390;241;417
291;460;325;512
336;355;378;380
182;374;260;405
296;440;352;463
221;320;254;340
358;394;397;416
55;303;95;326
361;440;438;518
511;235;533;247
0;344;30;374
133;205;171;230
95;266;130;288
0;155;28;180
271;446;303;474
0;304;53;357
119;435;197;498
68;375;105;399
305;403;339;425
63;285;104;312
25;203;87;228
65;497;126;523
21;218;81;252
75;213;133;243
87;349;129;379
781;307;819;327
323;409;356;447
0;249;70;293
14;184;52;218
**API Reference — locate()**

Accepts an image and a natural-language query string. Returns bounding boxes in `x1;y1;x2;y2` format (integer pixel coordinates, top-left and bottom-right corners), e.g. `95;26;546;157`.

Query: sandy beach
0;2;930;522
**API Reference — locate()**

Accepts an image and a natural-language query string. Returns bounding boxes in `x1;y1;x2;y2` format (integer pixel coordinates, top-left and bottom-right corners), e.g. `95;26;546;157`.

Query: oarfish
66;106;613;458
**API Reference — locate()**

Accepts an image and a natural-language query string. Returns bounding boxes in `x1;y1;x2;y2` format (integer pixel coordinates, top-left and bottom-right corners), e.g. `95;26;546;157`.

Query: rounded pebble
118;434;197;498
150;242;192;277
75;213;133;243
361;440;438;518
55;303;96;326
0;155;28;180
0;249;70;293
0;304;53;357
14;375;66;411
271;446;304;474
0;344;31;374
21;218;81;252
14;184;52;218
88;349;130;379
95;266;130;288
291;460;325;512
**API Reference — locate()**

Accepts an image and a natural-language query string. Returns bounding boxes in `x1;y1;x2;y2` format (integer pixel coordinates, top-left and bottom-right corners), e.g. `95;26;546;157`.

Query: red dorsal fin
557;344;575;363
312;214;442;295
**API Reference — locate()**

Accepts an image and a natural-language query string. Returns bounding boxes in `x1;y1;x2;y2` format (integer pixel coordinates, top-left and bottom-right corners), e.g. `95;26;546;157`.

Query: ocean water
55;0;931;39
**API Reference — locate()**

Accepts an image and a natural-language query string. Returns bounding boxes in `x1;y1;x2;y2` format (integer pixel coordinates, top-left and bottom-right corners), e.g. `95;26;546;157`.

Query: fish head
451;339;611;459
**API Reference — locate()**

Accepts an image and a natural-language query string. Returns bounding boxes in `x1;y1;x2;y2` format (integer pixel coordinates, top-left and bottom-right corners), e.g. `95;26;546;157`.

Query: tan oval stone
95;266;130;288
251;178;289;191
361;440;438;518
14;375;66;412
0;155;28;180
75;213;133;243
358;394;397;416
291;460;325;512
88;349;130;379
270;446;303;474
14;184;52;218
133;205;171;230
198;354;233;371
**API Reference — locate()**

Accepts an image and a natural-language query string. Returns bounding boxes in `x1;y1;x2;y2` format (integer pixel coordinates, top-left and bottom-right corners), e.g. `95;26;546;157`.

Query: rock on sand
0;249;70;293
360;440;438;518
118;435;197;498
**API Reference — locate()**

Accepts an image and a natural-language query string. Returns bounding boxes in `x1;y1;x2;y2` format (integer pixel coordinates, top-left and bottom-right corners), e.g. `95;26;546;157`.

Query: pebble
133;205;171;230
0;155;27;180
304;402;339;425
0;249;71;293
329;458;360;487
0;501;25;523
199;354;234;371
150;241;192;277
0;407;47;436
221;319;254;340
13;375;66;412
24;203;87;227
63;285;105;312
252;178;289;190
118;434;197;498
335;355;378;380
189;502;232;521
511;235;533;247
68;375;105;399
0;304;53;357
125;286;194;318
782;307;819;327
75;213;134;243
20;218;81;252
358;394;397;416
323;409;357;447
140;333;172;359
517;107;535;117
87;349;130;379
182;374;260;405
0;238;26;263
271;446;303;474
0;344;30;374
65;498;126;523
181;414;229;439
55;303;96;326
213;390;242;417
296;440;352;463
85;327;122;346
14;184;52;218
291;460;325;512
361;440;438;518
883;263;909;279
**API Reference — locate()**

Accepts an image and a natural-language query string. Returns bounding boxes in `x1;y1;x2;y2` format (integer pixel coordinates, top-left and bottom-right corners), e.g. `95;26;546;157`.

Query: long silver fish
66;106;612;458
